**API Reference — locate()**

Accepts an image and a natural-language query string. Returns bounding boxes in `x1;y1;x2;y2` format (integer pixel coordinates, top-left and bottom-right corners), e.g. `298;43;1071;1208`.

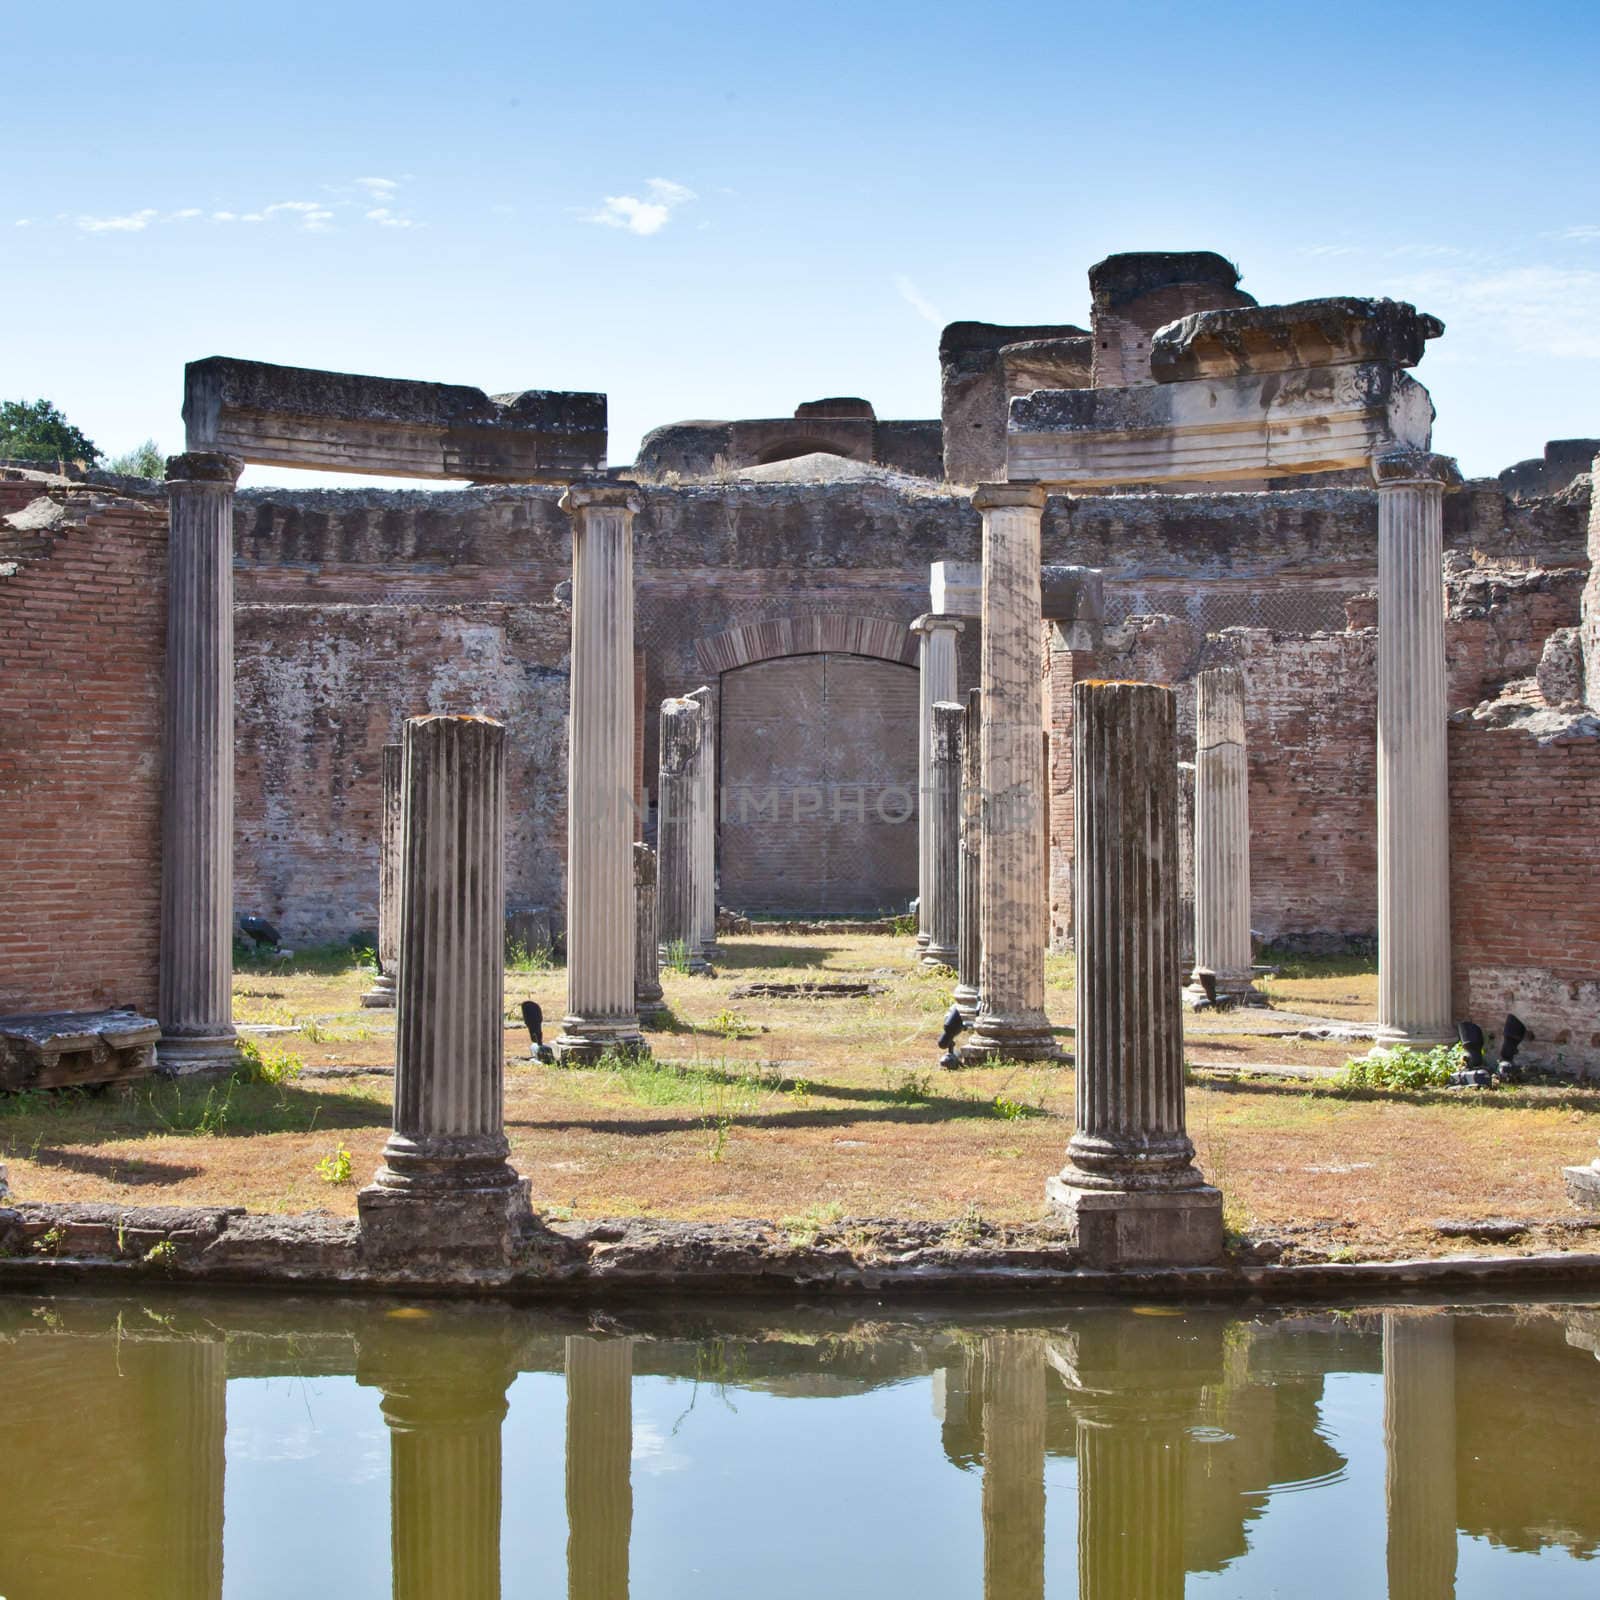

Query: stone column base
358;1177;534;1267
1181;970;1267;1011
951;982;979;1024
919;943;958;972
553;1019;649;1064
1368;1026;1455;1053
360;975;397;1009
636;999;670;1028
156;1032;238;1079
1563;1164;1600;1210
960;1016;1063;1064
1046;1180;1224;1268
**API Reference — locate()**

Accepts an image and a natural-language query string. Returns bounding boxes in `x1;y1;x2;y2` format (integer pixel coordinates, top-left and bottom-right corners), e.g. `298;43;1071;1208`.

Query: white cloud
894;274;943;326
365;207;418;230
1391;264;1600;361
356;176;399;199
1556;224;1600;242
588;177;696;236
1300;243;1358;258
76;208;158;233
631;1420;690;1475
212;211;237;222
172;207;203;220
14;218;30;228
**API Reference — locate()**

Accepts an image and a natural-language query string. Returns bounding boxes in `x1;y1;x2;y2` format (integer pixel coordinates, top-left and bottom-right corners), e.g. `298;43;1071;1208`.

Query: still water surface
0;1293;1595;1598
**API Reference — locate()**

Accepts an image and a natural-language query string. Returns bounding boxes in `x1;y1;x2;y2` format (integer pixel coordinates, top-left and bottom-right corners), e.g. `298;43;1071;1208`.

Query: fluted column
922;702;963;969
911;614;965;955
954;687;983;1021
1049;681;1222;1265
1384;1312;1458;1600
657;698;710;975
362;1328;517;1600
1188;666;1261;1005
963;485;1057;1061
363;743;403;1008
158;451;242;1076
155;1338;227;1600
1375;450;1459;1045
634;842;666;1024
686;684;721;962
358;714;531;1263
980;1333;1045;1600
565;1336;634;1600
557;483;647;1062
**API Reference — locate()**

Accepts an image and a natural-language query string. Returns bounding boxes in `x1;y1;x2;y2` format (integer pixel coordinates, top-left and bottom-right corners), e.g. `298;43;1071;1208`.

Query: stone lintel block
1007;363;1434;488
930;559;982;619
357;1177;534;1267
0;1009;160;1092
1150;297;1443;383
972;480;1047;512
184;356;606;483
164;450;244;486
1563;1163;1600;1211
1045;1181;1224;1268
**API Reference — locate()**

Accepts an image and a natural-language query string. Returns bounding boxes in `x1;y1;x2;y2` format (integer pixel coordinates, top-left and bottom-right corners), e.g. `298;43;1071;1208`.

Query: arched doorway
719;651;918;916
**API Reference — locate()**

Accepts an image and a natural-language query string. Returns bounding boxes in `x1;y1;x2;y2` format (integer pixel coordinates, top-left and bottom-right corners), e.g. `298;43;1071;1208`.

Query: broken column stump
362;743;403;1009
358;714;532;1267
1047;679;1223;1266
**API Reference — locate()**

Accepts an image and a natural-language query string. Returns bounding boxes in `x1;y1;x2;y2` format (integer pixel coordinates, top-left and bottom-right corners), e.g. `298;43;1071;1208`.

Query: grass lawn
2;932;1596;1263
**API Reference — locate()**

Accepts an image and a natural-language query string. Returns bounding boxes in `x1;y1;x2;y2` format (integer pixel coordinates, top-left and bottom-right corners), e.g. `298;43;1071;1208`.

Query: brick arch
693;612;918;676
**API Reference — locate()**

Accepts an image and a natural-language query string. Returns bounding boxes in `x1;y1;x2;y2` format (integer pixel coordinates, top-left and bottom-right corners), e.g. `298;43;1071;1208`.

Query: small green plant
888;913;917;938
505;936;555;973
316;1146;354;1185
32;1225;65;1255
779;1200;845;1246
888;1069;932;1105
946;1201;984;1247
664;939;694;975
993;1094;1029;1120
299;1018;329;1044
706;1008;755;1040
234;1038;303;1086
143;1239;178;1271
704;1114;732;1163
1339;1042;1464;1092
785;1077;812;1107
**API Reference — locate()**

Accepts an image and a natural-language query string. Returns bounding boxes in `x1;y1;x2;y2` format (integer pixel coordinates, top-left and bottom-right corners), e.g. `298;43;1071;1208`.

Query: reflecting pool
0;1294;1596;1597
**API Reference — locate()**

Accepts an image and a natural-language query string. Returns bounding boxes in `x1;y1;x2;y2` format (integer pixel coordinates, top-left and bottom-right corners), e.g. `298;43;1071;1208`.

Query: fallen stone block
0;1009;159;1093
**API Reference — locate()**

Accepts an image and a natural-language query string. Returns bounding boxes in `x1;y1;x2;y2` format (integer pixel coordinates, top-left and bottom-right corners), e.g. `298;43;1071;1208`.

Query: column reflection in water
1052;1313;1225;1600
980;1333;1046;1600
359;1320;520;1600
1384;1311;1457;1600
565;1335;635;1600
0;1331;225;1599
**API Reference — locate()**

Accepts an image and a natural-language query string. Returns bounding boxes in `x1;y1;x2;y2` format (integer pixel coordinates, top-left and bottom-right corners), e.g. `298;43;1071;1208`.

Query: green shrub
1339;1042;1464;1091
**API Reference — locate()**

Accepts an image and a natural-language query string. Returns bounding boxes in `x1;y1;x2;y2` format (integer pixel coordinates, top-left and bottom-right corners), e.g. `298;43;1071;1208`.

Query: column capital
560;480;642;518
909;611;966;636
165;451;243;487
972;480;1046;513
1371;449;1461;489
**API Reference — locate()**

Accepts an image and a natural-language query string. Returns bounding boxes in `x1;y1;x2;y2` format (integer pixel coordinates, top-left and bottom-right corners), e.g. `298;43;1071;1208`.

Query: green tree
0;398;101;466
105;438;165;478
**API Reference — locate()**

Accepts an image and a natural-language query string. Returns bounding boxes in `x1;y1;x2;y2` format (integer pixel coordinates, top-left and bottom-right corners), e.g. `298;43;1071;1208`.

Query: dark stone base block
552;1023;649;1064
1046;1180;1224;1268
155;1032;238;1080
360;977;396;1010
959;1020;1064;1064
357;1178;534;1267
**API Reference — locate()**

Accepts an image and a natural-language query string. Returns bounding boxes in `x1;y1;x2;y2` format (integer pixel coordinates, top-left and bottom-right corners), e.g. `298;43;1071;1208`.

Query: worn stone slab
184;356;606;482
0;1009;159;1092
1007;361;1434;488
1150;297;1443;383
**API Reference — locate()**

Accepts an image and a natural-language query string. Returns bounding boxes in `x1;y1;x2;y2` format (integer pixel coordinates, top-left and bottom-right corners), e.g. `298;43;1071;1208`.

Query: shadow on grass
1190;1072;1600;1113
708;943;842;972
27;1148;204;1184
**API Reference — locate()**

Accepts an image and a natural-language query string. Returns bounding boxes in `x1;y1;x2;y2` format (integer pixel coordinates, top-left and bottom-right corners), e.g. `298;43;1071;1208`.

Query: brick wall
1449;714;1600;1077
0;493;167;1014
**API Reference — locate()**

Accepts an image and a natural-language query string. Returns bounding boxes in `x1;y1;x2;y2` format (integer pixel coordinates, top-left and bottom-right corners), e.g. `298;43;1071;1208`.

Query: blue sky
4;0;1596;483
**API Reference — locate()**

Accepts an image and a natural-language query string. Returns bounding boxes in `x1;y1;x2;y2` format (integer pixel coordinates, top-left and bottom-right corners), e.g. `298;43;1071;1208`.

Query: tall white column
963;485;1058;1061
657;698;710;974
362;743;403;1008
556;484;647;1062
953;687;983;1020
158;452;242;1076
910;614;964;954
1188;666;1261;1005
980;1333;1045;1600
686;683;720;961
358;714;531;1264
1048;680;1222;1266
1374;450;1459;1044
922;701;963;969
